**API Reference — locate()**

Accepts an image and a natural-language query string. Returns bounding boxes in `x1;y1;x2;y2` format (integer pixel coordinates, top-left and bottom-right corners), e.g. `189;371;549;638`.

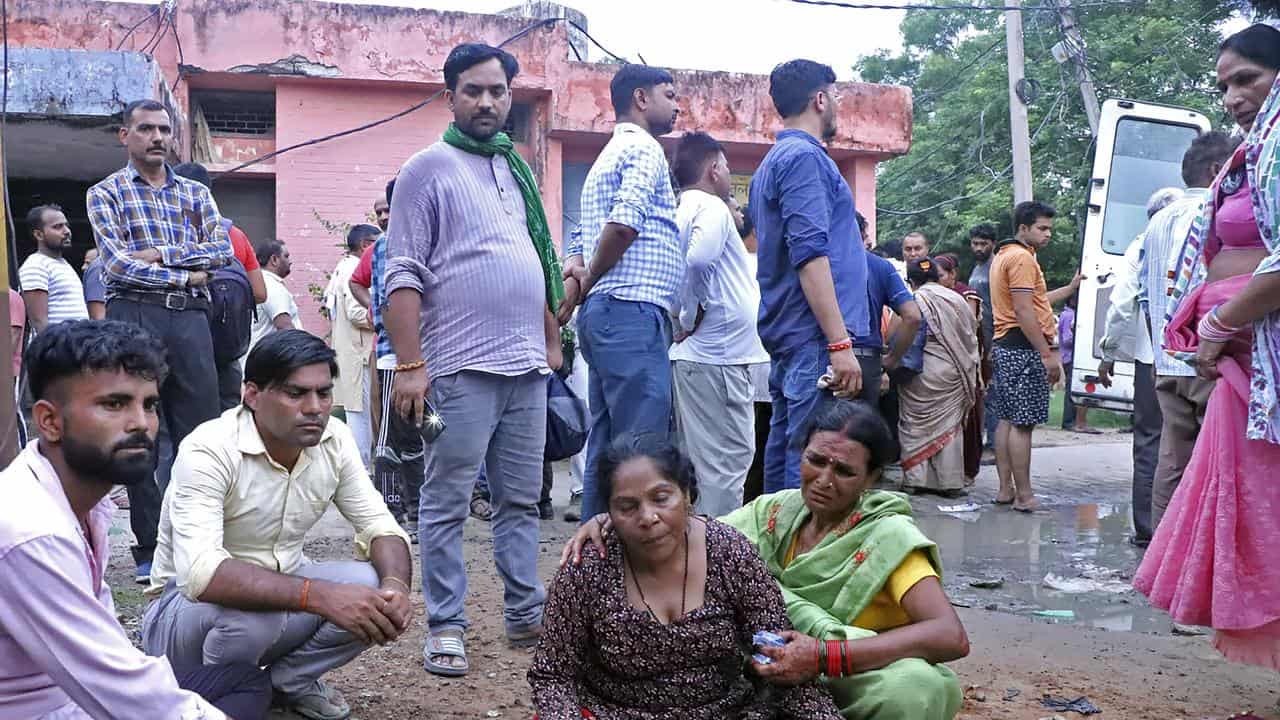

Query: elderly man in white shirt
668;132;770;517
142;330;412;720
1097;130;1240;542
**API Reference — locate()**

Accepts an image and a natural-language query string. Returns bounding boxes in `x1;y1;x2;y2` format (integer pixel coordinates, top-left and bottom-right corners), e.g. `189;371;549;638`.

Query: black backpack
207;258;255;366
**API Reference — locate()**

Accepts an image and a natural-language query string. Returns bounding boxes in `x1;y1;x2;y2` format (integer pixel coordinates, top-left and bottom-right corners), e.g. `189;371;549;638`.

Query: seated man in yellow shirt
141;330;413;720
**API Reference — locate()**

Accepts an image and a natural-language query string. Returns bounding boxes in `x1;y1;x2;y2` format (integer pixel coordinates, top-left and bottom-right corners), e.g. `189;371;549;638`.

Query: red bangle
814;639;822;675
826;640;839;677
300;578;312;612
827;338;853;352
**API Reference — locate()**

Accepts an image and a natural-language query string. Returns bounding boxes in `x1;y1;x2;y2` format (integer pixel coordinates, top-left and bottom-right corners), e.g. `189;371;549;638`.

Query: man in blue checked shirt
560;64;682;523
749;59;871;493
85;99;233;583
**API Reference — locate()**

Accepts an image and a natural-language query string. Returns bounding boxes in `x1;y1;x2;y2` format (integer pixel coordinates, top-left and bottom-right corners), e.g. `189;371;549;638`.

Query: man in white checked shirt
559;64;682;523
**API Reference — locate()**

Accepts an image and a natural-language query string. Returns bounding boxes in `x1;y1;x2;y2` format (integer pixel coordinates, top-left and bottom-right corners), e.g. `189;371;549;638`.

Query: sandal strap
431;636;466;656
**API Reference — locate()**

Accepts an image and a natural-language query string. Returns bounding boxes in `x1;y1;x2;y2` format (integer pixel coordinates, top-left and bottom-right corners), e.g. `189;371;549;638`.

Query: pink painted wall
10;0;914;333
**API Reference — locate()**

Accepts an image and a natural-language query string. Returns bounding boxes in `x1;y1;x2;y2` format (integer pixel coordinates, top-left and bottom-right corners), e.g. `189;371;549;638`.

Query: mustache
112;433;155;453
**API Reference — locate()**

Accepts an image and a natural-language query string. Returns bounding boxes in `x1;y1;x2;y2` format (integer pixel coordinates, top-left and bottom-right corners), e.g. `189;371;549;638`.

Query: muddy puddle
912;501;1172;633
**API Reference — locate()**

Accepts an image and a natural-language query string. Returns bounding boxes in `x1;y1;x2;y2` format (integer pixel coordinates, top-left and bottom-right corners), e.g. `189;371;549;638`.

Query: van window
1101;118;1199;254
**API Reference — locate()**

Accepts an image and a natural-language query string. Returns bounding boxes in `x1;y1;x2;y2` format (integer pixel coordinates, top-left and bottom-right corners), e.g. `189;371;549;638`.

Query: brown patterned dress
528;519;842;720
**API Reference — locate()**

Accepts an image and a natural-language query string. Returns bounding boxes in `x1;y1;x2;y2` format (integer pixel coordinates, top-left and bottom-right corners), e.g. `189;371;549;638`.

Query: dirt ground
108;510;1279;720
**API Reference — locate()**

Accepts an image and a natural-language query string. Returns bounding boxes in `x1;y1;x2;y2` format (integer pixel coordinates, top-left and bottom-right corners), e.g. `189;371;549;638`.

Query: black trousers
107;297;221;566
217;361;243;412
174;662;273;720
1132;360;1163;542
375;368;426;521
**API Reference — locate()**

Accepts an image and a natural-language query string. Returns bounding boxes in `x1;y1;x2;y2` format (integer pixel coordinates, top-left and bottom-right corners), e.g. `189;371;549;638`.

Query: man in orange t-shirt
989;201;1080;511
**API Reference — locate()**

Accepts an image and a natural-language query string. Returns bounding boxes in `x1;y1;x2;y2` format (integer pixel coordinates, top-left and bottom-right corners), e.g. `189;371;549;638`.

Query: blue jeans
763;340;828;493
419;370;546;635
578;295;674;522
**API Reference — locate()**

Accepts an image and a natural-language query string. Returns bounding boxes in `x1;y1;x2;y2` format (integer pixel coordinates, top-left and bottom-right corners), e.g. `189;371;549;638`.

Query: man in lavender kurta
383;43;563;677
0;320;270;720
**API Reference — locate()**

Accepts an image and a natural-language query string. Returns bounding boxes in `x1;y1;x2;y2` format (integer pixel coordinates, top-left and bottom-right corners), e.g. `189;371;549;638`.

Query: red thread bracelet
826;338;853;352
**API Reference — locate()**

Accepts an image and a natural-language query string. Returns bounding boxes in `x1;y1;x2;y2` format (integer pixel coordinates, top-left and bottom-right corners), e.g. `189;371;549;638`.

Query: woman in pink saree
1134;24;1280;672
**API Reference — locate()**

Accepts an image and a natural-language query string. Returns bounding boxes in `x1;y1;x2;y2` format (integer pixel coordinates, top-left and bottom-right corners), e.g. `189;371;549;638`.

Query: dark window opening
504;103;533;143
193;91;276;137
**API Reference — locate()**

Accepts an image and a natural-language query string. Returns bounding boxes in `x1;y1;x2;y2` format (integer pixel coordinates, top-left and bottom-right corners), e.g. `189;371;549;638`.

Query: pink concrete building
7;0;911;331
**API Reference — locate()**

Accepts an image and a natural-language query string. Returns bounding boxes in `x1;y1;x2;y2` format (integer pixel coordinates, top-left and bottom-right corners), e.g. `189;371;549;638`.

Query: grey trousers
673;360;756;518
1153;373;1214;529
140;560;378;700
1131;361;1163;542
420;369;547;636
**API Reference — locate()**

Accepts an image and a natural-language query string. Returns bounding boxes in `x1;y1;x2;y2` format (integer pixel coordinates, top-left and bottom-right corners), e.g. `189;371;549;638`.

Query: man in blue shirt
855;212;921;395
749;59;870;492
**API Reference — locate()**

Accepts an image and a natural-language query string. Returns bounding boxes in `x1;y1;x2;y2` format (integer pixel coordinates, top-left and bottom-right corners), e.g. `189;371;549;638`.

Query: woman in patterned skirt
529;435;841;720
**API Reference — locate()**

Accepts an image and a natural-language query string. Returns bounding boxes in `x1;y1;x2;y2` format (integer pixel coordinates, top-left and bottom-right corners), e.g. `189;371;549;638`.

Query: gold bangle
300;578;312;611
382;576;411;592
394;359;426;372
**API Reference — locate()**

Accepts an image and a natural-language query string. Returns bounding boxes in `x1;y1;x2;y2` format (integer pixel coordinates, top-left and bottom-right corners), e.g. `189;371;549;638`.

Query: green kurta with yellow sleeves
721;489;962;720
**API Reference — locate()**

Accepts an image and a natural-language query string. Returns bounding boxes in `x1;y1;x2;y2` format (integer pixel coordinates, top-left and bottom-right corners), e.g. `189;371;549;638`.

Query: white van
1071;99;1211;413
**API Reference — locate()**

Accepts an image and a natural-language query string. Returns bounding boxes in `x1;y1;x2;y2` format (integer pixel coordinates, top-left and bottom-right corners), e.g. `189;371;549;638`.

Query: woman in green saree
563;399;967;719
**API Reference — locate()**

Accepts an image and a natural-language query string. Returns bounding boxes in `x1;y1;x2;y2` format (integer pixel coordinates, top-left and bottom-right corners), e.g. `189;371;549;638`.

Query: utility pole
1005;0;1034;204
1053;0;1101;137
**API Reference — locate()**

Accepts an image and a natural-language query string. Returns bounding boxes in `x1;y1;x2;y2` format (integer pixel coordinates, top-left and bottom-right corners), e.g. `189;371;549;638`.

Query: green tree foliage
859;0;1250;285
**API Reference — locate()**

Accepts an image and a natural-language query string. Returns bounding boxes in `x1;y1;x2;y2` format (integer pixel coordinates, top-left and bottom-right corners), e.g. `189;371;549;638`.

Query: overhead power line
785;0;1137;11
218;16;626;177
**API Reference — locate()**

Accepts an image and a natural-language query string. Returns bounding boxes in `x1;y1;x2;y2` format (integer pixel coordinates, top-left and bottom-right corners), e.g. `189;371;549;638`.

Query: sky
337;0;907;80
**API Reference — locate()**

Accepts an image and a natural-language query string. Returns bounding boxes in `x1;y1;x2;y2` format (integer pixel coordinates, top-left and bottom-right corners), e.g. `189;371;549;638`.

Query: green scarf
721;489;940;640
441;123;564;312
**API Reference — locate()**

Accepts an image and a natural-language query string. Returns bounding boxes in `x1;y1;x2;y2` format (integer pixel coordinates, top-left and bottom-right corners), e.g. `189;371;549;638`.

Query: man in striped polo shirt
19;205;88;333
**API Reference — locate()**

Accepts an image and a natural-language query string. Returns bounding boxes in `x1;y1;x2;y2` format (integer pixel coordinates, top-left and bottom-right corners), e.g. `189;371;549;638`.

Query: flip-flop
424;630;469;677
1012;503;1042;513
992;497;1014;505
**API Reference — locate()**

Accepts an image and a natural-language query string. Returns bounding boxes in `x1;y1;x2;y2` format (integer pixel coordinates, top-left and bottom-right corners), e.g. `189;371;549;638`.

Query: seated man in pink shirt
0;319;271;719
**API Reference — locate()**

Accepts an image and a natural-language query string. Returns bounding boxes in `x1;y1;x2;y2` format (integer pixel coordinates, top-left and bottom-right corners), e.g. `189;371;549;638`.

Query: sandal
423;630;469;677
469;495;493;522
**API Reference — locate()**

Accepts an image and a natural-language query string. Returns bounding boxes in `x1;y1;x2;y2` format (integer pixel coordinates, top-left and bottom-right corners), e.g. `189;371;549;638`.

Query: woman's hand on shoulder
558;513;613;567
752;630;820;686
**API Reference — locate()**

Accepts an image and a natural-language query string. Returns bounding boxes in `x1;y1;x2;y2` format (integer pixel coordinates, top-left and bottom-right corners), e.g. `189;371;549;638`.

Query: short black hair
1182;131;1241;187
597;433;699;508
173;162;212;188
243;329;338;390
254;238;286;268
1013;200;1056;231
122;99;168;127
671;132;723;189
855;211;868;238
768;59;837;119
880;237;904;261
346;223;381;253
907;256;940;287
1219;24;1280;71
26;204;63;236
610;64;675;116
443;43;519;92
25;320;168;402
969;223;998;242
798;398;898;472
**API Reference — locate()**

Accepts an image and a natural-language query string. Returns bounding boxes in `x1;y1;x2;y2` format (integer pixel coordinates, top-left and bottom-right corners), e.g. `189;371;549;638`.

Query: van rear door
1071;99;1210;413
